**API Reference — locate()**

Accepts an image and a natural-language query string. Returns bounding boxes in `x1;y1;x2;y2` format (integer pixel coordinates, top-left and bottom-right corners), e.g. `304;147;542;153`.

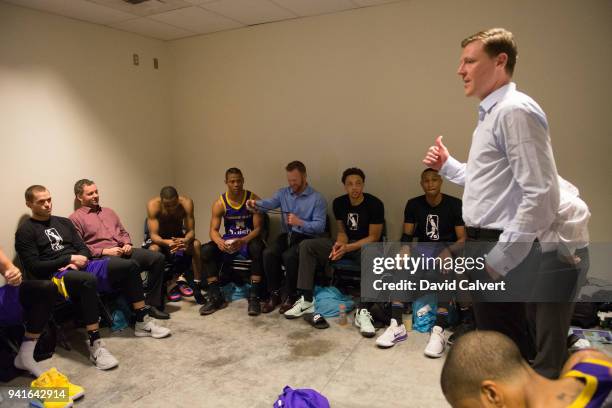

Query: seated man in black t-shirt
286;168;384;336
381;168;467;355
15;185;170;371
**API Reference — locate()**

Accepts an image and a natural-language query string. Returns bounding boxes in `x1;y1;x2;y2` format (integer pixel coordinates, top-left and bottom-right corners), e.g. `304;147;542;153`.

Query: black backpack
571;302;600;328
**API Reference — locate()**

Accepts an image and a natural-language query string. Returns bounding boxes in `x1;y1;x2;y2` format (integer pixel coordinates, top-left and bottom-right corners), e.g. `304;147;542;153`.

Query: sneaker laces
32;371;55;388
360;309;373;321
92;340;112;359
46;368;69;387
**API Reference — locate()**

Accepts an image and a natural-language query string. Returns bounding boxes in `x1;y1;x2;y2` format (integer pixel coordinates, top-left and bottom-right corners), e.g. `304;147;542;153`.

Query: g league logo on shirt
426;214;439;241
347;213;359;231
45;228;64;251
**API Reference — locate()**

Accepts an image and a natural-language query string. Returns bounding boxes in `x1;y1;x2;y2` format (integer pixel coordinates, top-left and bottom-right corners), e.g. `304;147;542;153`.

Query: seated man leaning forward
70;179;169;319
15;185;170;371
441;330;612;408
286;168;384;333
246;160;327;314
199;167;265;316
146;186;203;303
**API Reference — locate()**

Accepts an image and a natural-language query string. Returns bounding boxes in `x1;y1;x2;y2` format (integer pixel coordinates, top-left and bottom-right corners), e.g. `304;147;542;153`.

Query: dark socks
135;306;150;322
391;303;404;324
208;280;221;297
88;329;101;346
299;289;313;303
250;280;261;299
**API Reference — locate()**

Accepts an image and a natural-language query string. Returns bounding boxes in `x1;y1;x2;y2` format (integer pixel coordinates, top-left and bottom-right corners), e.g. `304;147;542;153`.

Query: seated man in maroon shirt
70;179;169;319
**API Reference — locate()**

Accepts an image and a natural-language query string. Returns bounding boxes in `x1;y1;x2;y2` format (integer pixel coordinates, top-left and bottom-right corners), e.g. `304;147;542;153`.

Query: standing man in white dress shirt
423;28;560;359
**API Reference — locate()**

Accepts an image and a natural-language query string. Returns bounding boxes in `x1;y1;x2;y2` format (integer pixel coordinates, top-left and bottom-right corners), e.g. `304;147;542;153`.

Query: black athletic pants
18;280;56;334
201;238;265;280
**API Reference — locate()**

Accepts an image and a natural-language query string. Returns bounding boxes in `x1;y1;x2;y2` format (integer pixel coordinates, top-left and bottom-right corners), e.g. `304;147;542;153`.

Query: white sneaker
375;319;407;348
570;338;592;351
284;296;314;319
88;339;119;370
135;315;171;339
354;308;376;338
424;325;446;358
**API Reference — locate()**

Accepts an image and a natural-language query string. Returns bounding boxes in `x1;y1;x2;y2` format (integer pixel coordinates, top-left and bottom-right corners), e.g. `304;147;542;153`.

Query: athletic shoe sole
354;319;376;338
284;307;314;319
90;356;118;370
199;301;228;316
376;334;408;348
135;329;171;339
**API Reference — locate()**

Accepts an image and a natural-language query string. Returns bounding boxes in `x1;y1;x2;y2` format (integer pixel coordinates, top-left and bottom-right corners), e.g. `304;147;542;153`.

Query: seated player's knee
298;239;314;254
152;250;165;263
200;243;216;261
281;248;297;265
247;239;264;258
149;244;161;252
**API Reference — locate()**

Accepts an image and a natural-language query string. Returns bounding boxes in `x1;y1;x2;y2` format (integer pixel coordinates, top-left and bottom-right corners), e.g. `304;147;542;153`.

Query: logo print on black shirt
45;228;64;251
426;214;439;240
347;213;359;231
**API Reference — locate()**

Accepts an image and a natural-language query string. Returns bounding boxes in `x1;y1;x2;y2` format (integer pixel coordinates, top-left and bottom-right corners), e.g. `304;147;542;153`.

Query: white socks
14;338;44;377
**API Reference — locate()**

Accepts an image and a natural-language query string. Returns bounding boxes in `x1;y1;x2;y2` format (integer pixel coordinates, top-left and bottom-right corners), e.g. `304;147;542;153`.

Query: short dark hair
461;28;518;76
74;179;95;196
440;331;526;404
25;185;47;202
421;168;439;178
341;168;365;184
285;161;306;174
160;186;179;200
225;167;243;180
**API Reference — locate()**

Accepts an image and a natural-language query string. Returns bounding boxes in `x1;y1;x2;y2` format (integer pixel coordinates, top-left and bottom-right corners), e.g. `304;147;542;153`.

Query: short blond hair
461;28;518;76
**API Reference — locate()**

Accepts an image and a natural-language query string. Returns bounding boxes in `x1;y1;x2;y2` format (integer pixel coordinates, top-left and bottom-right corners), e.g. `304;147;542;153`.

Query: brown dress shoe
261;291;281;314
278;295;298;314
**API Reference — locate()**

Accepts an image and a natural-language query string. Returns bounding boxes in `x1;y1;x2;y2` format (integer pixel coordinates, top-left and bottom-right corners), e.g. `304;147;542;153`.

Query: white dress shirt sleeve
439;155;466;187
486;107;560;275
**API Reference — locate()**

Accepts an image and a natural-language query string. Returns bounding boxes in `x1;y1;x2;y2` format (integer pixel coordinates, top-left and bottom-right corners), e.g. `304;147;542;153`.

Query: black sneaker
149;306;170;320
248;297;261;316
193;283;206;305
199;294;227;316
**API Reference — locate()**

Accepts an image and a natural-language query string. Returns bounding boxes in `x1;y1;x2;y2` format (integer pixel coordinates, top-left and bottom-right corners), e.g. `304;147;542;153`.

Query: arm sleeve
113;210;132;245
439;155;466;186
453;199;465;226
486;107;560;275
64;219;92;259
69;213;103;257
256;189;282;212
557;196;590;257
301;194;327;235
404;200;416;224
15;225;70;279
371;198;385;224
332;197;342;222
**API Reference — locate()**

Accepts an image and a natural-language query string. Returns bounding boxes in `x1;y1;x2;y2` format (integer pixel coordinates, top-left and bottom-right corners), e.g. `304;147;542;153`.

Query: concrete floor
4;298;449;407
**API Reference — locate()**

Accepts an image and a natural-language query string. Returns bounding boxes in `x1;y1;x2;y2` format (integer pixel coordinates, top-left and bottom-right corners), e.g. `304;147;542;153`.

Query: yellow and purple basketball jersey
564;358;612;408
221;191;254;257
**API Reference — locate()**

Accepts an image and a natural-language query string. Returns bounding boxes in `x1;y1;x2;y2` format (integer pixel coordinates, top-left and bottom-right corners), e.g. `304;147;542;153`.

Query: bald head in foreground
441;331;611;407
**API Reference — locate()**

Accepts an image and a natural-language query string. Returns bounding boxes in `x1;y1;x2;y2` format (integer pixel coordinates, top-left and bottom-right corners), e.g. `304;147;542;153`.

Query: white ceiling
2;0;403;41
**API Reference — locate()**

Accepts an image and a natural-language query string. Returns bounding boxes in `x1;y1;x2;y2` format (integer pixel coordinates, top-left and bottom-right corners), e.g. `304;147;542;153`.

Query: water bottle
338;303;347;326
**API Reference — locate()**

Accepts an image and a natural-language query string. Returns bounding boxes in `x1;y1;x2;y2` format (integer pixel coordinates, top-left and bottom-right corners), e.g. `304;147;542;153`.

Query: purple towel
0;284;23;326
274;386;330;408
86;258;112;293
